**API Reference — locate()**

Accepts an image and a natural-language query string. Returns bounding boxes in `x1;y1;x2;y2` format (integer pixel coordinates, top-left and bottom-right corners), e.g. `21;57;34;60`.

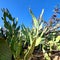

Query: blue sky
0;0;60;27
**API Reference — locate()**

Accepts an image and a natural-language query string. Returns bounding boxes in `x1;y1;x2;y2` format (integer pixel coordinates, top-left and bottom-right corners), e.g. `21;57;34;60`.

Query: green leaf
0;38;12;60
56;36;60;42
40;27;47;37
29;32;33;45
24;38;36;60
43;49;50;60
57;46;60;50
30;9;39;28
38;22;43;31
35;37;42;46
38;9;44;23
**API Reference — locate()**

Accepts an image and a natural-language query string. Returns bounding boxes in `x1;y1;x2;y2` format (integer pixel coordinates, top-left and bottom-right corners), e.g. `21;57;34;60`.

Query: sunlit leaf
39;9;44;23
30;8;39;28
56;36;60;42
35;37;42;46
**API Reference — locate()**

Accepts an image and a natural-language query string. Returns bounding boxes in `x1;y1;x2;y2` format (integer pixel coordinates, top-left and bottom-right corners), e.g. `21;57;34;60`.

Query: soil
31;50;60;60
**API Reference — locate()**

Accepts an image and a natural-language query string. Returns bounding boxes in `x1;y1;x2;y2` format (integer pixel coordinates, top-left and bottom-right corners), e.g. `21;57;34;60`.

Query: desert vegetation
0;6;60;60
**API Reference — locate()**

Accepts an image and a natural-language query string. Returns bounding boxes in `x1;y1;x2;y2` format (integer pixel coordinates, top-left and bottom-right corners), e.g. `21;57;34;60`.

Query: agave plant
1;8;47;60
0;6;60;60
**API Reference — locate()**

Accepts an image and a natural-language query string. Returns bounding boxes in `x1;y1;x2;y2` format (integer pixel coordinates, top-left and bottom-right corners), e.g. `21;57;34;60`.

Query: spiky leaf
0;37;12;60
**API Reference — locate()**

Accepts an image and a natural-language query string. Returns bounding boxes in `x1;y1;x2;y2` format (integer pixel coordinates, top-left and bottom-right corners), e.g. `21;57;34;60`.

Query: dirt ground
31;51;60;60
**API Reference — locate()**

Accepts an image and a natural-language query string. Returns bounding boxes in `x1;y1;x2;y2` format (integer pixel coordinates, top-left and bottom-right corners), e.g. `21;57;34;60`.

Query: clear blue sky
0;0;60;27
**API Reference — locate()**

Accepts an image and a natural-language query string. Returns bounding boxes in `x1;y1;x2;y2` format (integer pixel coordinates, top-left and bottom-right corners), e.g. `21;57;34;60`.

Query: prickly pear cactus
0;37;12;60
